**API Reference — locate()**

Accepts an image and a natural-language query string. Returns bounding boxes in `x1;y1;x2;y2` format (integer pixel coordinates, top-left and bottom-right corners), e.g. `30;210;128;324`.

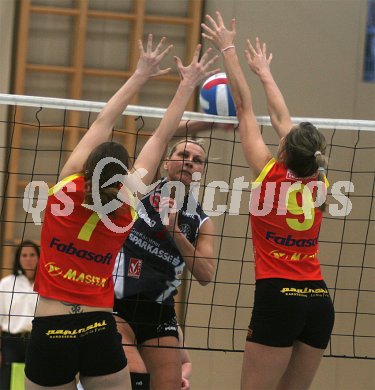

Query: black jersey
116;178;209;305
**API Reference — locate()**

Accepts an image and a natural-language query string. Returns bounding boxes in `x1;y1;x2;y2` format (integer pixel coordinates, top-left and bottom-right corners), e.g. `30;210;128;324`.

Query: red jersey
250;159;327;281
34;174;137;307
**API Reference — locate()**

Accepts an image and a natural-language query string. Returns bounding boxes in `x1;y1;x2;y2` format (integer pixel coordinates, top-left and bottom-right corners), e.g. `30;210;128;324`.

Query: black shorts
25;311;127;387
247;279;335;349
114;294;179;344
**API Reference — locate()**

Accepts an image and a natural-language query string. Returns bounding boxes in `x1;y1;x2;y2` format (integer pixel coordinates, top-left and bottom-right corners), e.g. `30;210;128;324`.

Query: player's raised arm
245;37;292;139
132;44;219;187
202;11;272;177
59;34;173;181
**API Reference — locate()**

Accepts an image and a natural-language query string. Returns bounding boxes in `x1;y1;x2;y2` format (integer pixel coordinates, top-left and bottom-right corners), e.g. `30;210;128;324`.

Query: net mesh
0;94;374;359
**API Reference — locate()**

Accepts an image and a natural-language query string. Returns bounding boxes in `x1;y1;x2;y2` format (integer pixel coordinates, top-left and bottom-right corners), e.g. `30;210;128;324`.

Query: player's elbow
236;103;252;120
234;101;244;115
198;278;210;286
196;264;215;286
92;111;114;131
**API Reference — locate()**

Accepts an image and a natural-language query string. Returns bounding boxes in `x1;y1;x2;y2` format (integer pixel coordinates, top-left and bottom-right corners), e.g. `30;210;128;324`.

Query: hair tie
314;151;322;157
318;167;325;172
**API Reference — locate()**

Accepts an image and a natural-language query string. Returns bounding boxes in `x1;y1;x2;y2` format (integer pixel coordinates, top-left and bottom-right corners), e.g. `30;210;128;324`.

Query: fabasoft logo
265;232;318;247
49;237;112;265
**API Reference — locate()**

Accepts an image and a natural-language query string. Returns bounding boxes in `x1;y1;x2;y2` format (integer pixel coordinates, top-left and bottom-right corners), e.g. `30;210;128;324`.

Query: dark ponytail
83;142;129;216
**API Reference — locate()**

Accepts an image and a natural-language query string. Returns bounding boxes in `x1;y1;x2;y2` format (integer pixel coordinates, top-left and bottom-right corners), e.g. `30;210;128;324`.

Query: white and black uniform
113;178;209;343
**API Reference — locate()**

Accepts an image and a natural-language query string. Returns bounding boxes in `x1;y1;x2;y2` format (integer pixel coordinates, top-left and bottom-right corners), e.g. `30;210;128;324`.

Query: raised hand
245;37;273;76
136;34;173;78
201;11;236;52
245;37;291;139
174;44;220;88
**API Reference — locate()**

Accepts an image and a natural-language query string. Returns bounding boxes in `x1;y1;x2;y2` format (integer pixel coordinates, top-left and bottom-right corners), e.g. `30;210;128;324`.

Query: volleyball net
0;93;374;360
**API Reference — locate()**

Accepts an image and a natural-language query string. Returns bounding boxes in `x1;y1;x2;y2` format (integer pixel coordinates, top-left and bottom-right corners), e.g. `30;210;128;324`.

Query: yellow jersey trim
78;186;138;242
251;158;329;189
48;173;82;196
252;158;276;189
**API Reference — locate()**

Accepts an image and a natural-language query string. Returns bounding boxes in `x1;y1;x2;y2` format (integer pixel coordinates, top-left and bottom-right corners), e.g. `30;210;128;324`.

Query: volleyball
199;72;236;116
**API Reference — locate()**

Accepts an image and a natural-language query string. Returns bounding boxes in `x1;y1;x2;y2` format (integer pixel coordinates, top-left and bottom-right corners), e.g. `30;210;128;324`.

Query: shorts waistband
2;330;31;338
